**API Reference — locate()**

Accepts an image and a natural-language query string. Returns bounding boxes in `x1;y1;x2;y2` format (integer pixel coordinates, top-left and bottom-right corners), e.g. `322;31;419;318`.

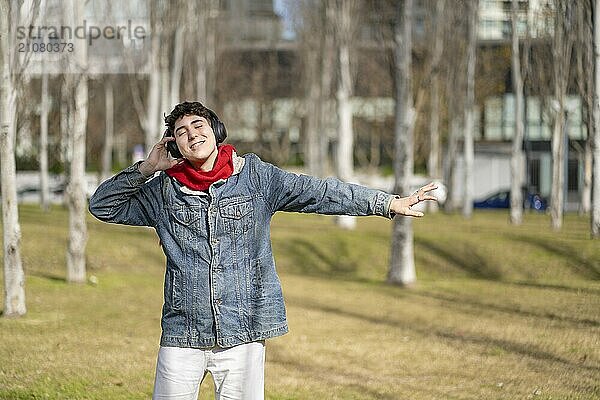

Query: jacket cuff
125;161;153;185
379;192;397;219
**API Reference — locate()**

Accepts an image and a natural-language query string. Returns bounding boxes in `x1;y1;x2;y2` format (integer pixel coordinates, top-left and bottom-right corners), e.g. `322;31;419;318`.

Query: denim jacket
89;153;395;349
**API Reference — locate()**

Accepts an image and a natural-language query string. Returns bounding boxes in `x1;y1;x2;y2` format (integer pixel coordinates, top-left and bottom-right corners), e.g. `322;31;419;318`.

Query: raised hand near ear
138;137;183;177
389;182;438;218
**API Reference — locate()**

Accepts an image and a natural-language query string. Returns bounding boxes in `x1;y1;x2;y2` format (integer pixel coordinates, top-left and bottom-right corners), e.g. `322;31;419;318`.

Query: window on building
501;20;511;38
528;158;540;193
568;159;579;192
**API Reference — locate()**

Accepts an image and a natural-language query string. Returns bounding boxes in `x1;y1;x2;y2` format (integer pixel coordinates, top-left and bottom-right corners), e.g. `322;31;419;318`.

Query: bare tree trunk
299;1;328;177
146;32;161;150
550;104;566;231
40;63;50;211
319;1;335;175
427;0;445;213
443;2;465;215
574;1;593;216
510;0;525;224
60;75;73;168
370;128;380;170
204;0;218;106
1;0;26;316
304;45;323;176
160;42;171;127
389;0;415;286
582;139;592;214
592;0;600;238
335;1;354;180
444;110;460;212
462;0;478;219
550;1;574;231
133;1;169;149
334;0;356;230
66;75;88;283
66;0;88;283
192;0;208;101
170;26;184;107
428;72;440;177
101;78;114;181
126;19;159;155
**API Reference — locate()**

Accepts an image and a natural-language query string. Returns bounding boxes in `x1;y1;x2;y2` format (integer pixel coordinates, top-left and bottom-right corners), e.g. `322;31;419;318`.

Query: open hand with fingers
389;182;438;217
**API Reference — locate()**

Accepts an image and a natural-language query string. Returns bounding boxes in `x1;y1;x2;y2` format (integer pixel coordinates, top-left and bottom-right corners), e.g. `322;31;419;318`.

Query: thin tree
462;0;478;219
334;0;356;184
592;0;600;238
40;59;51;211
129;1;165;152
427;0;446;213
202;0;218;105
38;0;51;210
101;77;114;181
0;0;26;316
333;0;359;229
388;0;416;286
510;0;525;224
65;0;89;283
170;24;185;108
296;0;328;176
573;1;594;216
184;0;217;103
550;0;575;231
443;3;466;213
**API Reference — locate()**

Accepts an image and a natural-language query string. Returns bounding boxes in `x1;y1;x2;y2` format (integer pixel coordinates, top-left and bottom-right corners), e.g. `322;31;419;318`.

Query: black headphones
165;108;227;159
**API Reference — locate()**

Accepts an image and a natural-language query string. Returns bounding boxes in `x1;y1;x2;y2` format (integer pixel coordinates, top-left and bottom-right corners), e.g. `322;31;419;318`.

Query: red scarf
166;144;236;191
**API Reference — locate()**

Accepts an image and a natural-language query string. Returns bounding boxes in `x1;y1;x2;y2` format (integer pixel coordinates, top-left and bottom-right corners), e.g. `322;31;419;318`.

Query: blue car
473;190;547;211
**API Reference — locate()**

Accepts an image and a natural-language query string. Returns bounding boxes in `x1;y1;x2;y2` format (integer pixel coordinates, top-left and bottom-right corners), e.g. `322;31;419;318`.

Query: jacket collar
231;151;245;176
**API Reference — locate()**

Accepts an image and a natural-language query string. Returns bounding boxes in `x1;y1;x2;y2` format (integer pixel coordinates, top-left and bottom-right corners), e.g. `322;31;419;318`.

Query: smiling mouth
190;140;205;150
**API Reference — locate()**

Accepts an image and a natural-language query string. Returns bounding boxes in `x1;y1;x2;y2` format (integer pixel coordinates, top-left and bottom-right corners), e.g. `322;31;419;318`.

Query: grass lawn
0;205;598;399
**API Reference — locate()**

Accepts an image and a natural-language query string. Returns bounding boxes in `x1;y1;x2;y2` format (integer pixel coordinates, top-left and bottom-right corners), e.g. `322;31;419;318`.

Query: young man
89;101;437;400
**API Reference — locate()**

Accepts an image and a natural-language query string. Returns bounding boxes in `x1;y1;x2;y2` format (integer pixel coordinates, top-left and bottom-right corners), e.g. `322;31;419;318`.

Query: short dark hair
164;101;213;136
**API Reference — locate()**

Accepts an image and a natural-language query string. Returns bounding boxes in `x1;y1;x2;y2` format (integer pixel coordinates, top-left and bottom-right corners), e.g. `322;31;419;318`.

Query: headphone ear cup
166;140;183;158
210;114;227;143
215;119;227;143
164;130;183;158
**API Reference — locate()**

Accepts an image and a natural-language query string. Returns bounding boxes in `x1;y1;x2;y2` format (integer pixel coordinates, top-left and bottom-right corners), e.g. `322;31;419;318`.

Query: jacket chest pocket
219;196;254;234
169;207;207;242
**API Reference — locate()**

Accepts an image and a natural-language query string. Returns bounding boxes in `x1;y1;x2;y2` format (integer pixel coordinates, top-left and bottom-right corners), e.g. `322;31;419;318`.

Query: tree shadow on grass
405;289;600;327
269;345;417;400
286;295;599;373
508;281;600;295
505;233;600;280
415;237;504;280
28;270;67;283
277;238;366;281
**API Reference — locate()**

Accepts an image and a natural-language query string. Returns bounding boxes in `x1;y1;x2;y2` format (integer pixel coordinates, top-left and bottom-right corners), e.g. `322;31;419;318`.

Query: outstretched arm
250;154;437;218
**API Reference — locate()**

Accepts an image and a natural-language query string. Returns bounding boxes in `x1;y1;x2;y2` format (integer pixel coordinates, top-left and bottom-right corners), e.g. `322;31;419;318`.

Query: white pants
152;341;265;400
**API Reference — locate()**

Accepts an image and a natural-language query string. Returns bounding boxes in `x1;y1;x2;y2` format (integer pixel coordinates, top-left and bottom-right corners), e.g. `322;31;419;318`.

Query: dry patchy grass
0;206;598;399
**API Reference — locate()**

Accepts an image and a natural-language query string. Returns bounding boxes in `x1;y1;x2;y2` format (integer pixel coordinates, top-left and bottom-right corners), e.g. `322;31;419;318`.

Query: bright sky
273;0;295;40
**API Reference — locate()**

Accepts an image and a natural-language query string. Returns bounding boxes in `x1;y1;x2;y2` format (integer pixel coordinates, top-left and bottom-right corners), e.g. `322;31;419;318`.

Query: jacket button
215;298;222;305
